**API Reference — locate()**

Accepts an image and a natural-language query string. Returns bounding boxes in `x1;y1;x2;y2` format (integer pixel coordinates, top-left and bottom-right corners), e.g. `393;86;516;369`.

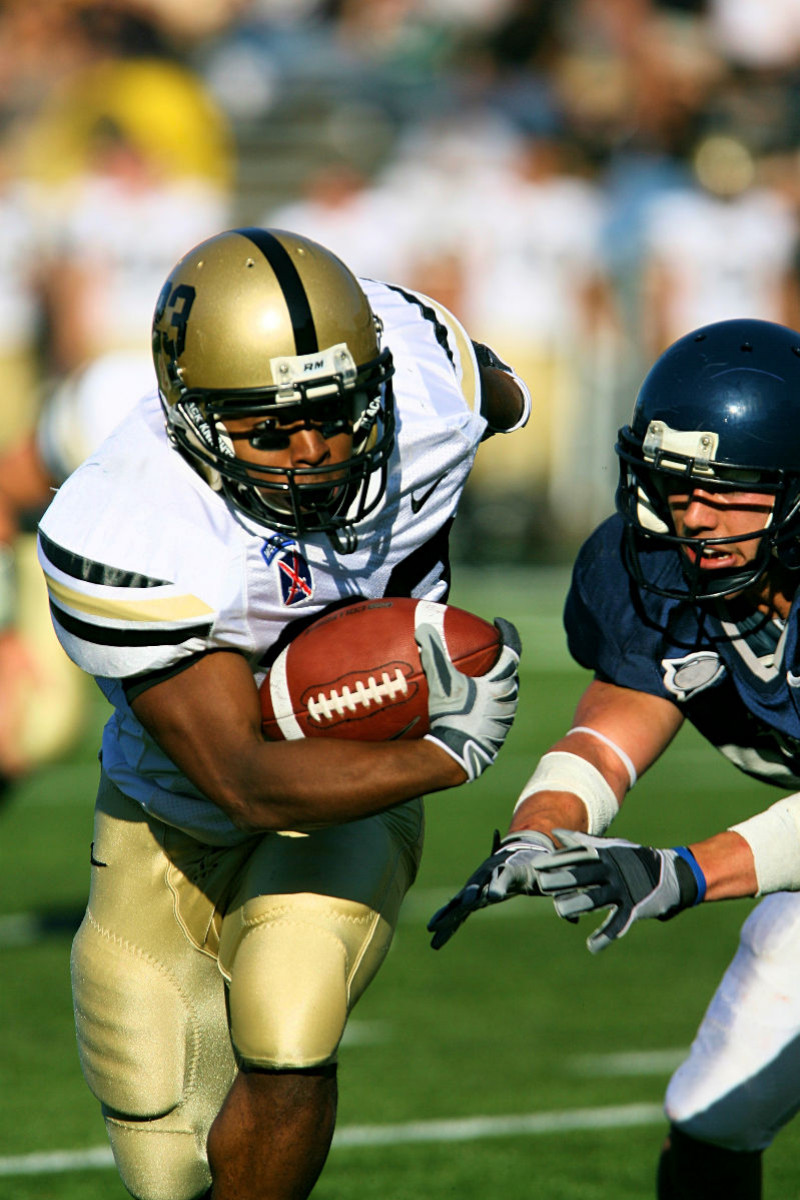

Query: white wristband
512;750;620;835
729;794;800;894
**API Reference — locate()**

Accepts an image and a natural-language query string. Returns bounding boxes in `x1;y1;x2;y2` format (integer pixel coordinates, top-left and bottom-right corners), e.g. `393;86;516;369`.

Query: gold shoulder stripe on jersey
44;573;214;624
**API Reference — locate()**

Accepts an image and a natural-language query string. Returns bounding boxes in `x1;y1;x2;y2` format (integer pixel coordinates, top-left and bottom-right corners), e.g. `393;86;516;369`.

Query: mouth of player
683;543;741;570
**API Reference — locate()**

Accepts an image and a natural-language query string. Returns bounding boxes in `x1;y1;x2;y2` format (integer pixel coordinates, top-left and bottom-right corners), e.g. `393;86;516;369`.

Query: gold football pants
71;773;423;1200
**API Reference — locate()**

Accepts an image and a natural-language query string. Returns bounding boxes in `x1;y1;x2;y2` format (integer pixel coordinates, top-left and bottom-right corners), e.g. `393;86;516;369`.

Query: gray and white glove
428;828;555;949
416;617;521;783
536;829;705;954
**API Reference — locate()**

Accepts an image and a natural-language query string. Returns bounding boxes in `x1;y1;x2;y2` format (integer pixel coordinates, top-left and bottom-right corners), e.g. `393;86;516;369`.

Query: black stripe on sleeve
238;228;319;356
39;529;170;589
384;283;455;369
50;601;212;647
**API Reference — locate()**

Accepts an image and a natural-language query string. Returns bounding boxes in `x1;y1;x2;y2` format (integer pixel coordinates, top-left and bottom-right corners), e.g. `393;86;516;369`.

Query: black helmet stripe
237;227;319;355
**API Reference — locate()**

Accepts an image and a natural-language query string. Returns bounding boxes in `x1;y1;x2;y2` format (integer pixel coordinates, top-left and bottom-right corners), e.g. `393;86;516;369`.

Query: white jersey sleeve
38;396;253;683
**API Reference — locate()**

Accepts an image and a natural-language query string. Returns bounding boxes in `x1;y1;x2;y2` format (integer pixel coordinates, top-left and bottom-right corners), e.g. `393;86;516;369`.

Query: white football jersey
38;280;486;843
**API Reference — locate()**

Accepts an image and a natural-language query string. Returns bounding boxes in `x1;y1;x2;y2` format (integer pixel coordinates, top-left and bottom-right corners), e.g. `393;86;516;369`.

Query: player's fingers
428;899;471;948
586;907;628;954
538;862;608;894
492;617;521;659
416;624;470;708
552;889;595;919
428;884;478;929
414;622;447;673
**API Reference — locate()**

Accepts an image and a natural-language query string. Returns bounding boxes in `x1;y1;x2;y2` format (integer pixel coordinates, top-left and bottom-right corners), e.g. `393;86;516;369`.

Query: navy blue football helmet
616;318;800;600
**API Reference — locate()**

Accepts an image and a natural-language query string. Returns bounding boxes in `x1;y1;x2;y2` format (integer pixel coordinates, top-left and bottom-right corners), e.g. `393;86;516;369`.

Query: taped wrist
512;750;620;835
729;794;800;894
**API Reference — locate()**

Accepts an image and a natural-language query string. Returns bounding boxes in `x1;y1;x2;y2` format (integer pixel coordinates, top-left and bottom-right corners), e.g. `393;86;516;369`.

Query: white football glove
428;828;555;949
535;829;704;954
416;617;521;783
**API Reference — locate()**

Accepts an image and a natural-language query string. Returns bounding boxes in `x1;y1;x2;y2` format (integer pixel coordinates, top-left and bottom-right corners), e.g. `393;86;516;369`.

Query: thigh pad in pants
218;800;423;1069
71;777;239;1200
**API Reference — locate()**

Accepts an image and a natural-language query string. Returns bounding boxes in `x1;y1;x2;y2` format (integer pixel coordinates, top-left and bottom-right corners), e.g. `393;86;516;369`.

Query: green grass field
2;566;799;1199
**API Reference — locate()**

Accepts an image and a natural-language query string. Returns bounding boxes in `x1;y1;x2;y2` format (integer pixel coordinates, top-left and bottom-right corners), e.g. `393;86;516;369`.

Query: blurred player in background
0;350;155;793
38;227;529;1200
430;317;800;1199
41;113;229;374
0;42;233;800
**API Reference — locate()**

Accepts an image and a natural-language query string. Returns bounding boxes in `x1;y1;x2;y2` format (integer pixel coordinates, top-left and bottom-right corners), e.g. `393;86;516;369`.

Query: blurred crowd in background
2;0;800;787
3;0;800;547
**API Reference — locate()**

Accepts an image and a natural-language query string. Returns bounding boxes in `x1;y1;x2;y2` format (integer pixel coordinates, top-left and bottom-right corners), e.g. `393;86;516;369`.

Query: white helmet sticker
270;343;357;401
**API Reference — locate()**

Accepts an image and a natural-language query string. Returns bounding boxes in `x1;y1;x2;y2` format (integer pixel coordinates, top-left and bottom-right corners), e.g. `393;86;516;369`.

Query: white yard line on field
0;1102;666;1176
570;1049;688;1076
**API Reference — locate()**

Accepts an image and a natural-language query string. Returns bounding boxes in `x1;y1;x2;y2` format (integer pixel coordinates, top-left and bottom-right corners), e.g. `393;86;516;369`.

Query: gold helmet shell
152;227;395;539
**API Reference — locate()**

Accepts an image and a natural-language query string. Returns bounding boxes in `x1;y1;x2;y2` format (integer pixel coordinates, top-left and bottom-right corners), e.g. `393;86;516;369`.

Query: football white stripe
270;646;305;740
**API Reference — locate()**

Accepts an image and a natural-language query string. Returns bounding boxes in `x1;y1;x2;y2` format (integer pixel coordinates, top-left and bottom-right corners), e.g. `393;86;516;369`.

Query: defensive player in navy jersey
37;228;529;1200
429;317;800;1199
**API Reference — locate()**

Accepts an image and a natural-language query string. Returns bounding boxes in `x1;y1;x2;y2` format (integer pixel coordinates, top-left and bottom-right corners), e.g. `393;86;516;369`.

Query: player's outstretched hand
536;829;703;954
427;828;555;949
416;617;520;783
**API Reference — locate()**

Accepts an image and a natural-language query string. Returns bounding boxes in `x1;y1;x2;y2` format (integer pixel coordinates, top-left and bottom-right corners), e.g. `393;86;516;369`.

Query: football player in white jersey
37;227;530;1200
429;317;800;1199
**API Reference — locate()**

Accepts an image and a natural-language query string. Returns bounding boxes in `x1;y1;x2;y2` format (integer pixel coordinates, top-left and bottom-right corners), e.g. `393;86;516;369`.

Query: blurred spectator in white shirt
640;133;800;355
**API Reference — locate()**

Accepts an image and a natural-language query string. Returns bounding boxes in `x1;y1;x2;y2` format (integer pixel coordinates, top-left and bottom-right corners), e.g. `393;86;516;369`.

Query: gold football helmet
152;227;395;541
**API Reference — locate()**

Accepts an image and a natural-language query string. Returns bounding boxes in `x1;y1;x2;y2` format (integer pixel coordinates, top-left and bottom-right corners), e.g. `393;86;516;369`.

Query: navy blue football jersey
565;515;800;789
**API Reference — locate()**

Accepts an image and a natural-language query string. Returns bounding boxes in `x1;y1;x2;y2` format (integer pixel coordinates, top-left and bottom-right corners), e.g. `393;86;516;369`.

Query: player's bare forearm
688;830;758;901
509;680;683;839
138;706;466;833
510;791;592;839
228;736;465;831
131;649;468;831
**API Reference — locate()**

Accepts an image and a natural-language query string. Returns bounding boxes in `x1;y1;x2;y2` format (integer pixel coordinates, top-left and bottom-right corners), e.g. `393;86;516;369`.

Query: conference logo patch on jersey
261;535;314;606
661;651;725;701
277;549;313;605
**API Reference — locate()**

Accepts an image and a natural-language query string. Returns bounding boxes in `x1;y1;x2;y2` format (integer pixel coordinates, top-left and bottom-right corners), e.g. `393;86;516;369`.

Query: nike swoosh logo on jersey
410;477;444;513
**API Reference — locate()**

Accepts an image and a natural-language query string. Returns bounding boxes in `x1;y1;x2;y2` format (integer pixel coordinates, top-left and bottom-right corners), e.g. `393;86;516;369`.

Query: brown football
259;597;500;741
